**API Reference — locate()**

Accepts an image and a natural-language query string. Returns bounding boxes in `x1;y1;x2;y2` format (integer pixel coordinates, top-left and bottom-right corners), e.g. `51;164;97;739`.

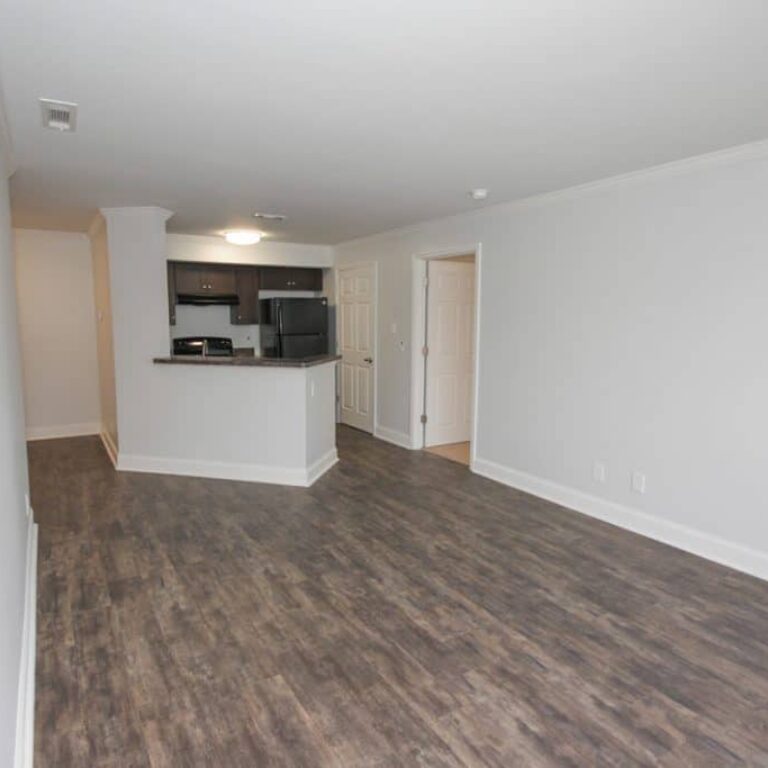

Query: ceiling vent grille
39;99;78;132
252;212;287;222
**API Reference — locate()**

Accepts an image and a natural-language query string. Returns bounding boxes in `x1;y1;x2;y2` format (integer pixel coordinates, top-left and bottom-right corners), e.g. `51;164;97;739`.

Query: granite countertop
153;353;341;369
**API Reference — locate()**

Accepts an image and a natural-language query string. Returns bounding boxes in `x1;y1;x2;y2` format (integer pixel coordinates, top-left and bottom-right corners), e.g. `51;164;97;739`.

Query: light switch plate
631;471;647;494
593;461;607;484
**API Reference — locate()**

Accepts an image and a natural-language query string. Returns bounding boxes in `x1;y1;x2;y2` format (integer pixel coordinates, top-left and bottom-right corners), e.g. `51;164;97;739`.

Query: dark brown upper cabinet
230;267;260;325
167;262;176;325
173;262;236;294
260;267;323;292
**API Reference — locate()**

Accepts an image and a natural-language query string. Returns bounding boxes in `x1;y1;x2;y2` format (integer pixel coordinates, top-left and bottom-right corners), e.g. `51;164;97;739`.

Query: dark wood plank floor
29;426;768;767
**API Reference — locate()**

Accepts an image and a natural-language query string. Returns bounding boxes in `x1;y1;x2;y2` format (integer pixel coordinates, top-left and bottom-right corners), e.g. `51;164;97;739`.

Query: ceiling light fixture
470;188;488;201
224;230;262;246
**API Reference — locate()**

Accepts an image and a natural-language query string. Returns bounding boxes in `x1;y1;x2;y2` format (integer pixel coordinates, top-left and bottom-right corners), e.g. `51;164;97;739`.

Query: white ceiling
1;0;767;244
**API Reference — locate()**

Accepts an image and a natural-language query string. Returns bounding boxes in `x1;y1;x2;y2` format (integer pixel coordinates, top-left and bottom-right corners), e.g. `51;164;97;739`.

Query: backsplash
170;291;322;352
171;305;260;349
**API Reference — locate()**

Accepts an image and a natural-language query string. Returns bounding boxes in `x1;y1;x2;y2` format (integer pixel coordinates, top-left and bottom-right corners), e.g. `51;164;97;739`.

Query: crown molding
0;82;15;179
336;138;768;248
100;206;174;222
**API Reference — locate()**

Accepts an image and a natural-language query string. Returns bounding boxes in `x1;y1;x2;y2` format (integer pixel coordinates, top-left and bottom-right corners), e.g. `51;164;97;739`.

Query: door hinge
422;345;429;357
420;414;428;424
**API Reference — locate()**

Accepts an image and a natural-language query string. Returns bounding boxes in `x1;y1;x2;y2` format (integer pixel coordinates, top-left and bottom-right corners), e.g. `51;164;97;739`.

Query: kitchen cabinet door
231;267;260;324
291;268;323;291
167;262;177;325
173;262;205;293
260;267;323;291
203;266;236;294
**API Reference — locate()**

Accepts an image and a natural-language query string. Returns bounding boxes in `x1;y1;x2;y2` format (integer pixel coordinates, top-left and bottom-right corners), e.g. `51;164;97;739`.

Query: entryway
412;248;479;467
337;263;377;433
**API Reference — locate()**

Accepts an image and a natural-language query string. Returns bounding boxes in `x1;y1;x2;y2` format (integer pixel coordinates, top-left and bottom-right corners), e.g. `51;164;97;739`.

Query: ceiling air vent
39;98;78;132
252;212;287;222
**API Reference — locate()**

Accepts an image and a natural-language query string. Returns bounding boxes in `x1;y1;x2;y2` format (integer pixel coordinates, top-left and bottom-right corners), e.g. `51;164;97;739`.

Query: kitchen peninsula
95;208;339;488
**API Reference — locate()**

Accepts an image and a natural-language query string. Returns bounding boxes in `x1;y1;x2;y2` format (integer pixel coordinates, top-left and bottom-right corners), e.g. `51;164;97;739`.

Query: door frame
335;261;378;433
409;244;482;467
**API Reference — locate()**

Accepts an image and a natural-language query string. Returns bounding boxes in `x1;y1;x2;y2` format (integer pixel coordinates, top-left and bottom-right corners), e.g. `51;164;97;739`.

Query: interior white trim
335;261;378;435
409;244;482;455
305;448;339;486
338;138;768;250
473;456;768;583
100;430;118;468
14;516;38;768
117;449;338;487
26;422;100;441
374;424;413;450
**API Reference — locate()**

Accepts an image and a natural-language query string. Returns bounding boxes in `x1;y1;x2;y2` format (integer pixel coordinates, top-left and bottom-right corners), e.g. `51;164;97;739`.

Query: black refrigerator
259;298;329;358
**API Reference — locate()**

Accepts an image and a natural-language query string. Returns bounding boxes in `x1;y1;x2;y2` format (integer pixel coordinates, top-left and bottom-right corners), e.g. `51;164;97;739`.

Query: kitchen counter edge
153;354;341;368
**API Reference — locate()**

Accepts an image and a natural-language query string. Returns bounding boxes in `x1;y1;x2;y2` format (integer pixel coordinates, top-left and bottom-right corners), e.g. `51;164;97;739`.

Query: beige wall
14;228;100;439
88;215;118;455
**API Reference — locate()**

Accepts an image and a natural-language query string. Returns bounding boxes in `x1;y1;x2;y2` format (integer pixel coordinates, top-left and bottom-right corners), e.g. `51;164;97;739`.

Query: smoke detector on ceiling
39;98;78;132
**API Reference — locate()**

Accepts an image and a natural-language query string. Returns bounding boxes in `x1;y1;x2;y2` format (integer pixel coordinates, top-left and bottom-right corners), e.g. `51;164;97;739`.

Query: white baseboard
26;421;100;441
305;448;339;485
117;448;338;487
14;516;38;768
472;457;768;582
374;424;415;450
99;430;118;468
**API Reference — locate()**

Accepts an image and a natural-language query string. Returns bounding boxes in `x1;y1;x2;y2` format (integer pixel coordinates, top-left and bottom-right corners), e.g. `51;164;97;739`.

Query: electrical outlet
593;461;607;484
631;471;647;494
310;380;316;398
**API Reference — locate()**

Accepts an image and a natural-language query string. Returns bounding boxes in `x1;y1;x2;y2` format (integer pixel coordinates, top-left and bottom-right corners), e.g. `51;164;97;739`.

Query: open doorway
411;247;480;467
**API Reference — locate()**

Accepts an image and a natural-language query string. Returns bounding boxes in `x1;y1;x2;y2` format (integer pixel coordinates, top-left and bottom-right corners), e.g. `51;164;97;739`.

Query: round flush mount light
470;188;489;201
224;230;262;246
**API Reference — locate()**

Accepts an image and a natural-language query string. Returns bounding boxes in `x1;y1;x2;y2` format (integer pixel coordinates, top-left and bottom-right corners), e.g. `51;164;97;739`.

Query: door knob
364;357;373;363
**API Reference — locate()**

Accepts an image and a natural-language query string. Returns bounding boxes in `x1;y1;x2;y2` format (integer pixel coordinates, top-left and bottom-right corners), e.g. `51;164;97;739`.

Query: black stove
173;337;234;357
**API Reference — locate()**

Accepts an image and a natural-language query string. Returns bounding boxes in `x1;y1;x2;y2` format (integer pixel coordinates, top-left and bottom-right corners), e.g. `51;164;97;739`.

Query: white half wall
0;112;35;768
334;140;768;580
14;228;100;440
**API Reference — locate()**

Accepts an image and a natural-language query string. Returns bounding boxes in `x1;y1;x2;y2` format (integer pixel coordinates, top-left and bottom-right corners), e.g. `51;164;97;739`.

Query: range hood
176;293;240;306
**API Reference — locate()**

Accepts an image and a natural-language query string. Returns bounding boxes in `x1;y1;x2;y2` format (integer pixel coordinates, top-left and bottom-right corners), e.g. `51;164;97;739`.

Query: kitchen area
93;210;341;488
160;260;335;364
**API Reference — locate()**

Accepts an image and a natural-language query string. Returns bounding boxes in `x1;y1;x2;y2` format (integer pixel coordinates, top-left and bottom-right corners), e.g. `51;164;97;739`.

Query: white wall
335;140;768;579
0;120;33;767
14;229;100;439
167;233;333;266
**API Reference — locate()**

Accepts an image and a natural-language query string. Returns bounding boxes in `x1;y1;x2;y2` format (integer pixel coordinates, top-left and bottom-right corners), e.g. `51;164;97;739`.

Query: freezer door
279;334;328;359
277;299;328;335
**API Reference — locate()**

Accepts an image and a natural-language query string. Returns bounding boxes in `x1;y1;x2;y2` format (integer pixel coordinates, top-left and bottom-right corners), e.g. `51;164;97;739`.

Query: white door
425;260;475;447
338;264;375;433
